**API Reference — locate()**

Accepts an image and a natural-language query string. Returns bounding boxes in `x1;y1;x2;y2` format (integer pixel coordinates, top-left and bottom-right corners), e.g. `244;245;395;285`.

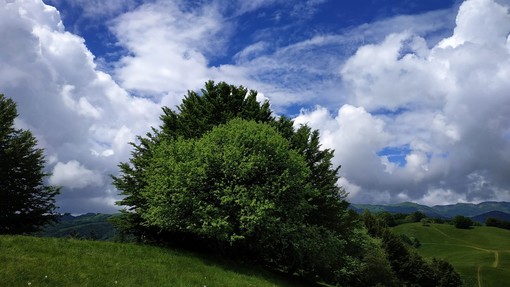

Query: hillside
0;235;313;287
393;223;510;287
351;202;443;218
351;201;510;219
471;211;510;224
433;202;510;218
38;213;117;240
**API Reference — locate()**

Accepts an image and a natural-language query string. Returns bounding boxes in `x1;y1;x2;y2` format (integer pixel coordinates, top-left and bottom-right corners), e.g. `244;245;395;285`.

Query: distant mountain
471;211;510;224
433;202;510;218
351;201;510;219
351;202;444;218
38;213;119;240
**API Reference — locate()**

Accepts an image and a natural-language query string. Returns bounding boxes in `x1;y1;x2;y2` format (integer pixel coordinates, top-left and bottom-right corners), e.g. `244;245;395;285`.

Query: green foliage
138;119;359;284
485;217;510;230
353;231;399;287
362;211;462;287
453;215;473;229
113;81;275;240
399;233;421;248
405;211;427;223
0;94;59;234
0;235;313;287
430;258;463;287
113;81;348;240
159;80;273;140
112;81;360;284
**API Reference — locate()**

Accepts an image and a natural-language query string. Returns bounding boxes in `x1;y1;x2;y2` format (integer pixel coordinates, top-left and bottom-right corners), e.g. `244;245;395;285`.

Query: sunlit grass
0;235;312;287
393;223;510;287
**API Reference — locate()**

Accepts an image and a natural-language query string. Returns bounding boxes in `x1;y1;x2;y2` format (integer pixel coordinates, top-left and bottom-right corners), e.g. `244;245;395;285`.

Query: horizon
1;0;510;213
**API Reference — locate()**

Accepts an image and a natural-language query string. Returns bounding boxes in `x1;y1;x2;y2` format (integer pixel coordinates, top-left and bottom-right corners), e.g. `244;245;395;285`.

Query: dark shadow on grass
147;242;323;287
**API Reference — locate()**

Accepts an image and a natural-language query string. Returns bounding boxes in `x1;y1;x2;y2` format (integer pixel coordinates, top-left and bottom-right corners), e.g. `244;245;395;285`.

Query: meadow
0;235;313;287
393;223;510;287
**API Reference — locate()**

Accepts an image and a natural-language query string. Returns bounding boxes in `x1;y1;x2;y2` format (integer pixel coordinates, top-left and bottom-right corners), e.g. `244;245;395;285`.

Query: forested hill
42;201;510;241
38;213;118;241
39;201;510;241
351;201;510;218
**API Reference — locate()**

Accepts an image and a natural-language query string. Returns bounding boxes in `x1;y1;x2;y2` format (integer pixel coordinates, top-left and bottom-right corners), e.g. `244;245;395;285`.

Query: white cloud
0;0;161;212
294;105;390;188
438;0;510;49
416;188;467;206
301;0;510;204
234;41;270;63
49;160;103;189
3;0;510;212
111;0;227;100
107;0;456;115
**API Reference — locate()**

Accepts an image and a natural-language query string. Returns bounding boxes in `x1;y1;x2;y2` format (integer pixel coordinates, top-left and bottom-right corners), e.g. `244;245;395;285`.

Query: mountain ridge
351;201;510;219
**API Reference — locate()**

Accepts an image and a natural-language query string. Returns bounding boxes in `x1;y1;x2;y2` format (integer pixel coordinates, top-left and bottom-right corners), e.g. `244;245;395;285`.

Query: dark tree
430;258;463;287
405;211;427;223
453;215;473;229
0;94;59;234
362;210;462;287
485;217;510;230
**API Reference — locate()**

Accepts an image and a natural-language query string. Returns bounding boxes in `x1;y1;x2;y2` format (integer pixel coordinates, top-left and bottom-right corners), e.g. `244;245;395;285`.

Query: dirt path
431;226;500;267
493;251;499;268
477;265;482;287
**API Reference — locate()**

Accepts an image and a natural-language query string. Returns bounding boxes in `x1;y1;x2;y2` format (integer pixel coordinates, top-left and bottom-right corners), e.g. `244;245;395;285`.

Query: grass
393;223;510;287
0;235;313;287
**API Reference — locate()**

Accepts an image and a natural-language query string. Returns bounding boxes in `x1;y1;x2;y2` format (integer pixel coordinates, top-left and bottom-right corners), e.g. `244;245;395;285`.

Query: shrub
453;215;473;229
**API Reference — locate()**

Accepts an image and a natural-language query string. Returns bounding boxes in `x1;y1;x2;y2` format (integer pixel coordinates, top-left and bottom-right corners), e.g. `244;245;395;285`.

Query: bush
139;119;360;284
485;217;510;230
453;215;473;229
430;258;463;287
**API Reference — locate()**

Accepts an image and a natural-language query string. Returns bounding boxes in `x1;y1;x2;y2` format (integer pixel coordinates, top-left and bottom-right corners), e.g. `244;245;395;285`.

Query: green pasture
0;235;312;287
393;223;510;287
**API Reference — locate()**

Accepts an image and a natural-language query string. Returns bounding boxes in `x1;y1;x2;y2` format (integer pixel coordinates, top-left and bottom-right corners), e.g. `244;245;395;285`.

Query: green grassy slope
393;223;510;287
0;235;312;287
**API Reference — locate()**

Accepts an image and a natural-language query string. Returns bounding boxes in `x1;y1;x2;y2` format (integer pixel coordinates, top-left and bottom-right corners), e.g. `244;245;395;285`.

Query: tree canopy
362;210;462;286
112;81;464;286
453;215;473;229
113;81;352;241
142;119;361;281
0;94;59;234
113;81;362;284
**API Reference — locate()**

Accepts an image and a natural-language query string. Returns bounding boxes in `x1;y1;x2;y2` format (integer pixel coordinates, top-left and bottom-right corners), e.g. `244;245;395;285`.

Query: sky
1;0;510;213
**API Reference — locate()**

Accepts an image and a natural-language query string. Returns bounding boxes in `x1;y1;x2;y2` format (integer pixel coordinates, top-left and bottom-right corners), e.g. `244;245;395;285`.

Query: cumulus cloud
107;0;455;115
0;0;161;212
297;0;510;205
3;0;510;212
49;160;103;189
111;1;227;102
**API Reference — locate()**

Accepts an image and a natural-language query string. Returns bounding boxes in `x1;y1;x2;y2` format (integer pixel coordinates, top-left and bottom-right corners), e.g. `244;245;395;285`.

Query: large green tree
113;81;365;284
113;81;353;241
0;94;59;234
140;119;361;283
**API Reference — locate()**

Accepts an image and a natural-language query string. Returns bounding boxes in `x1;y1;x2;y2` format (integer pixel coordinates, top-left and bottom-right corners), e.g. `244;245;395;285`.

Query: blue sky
1;0;510;213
